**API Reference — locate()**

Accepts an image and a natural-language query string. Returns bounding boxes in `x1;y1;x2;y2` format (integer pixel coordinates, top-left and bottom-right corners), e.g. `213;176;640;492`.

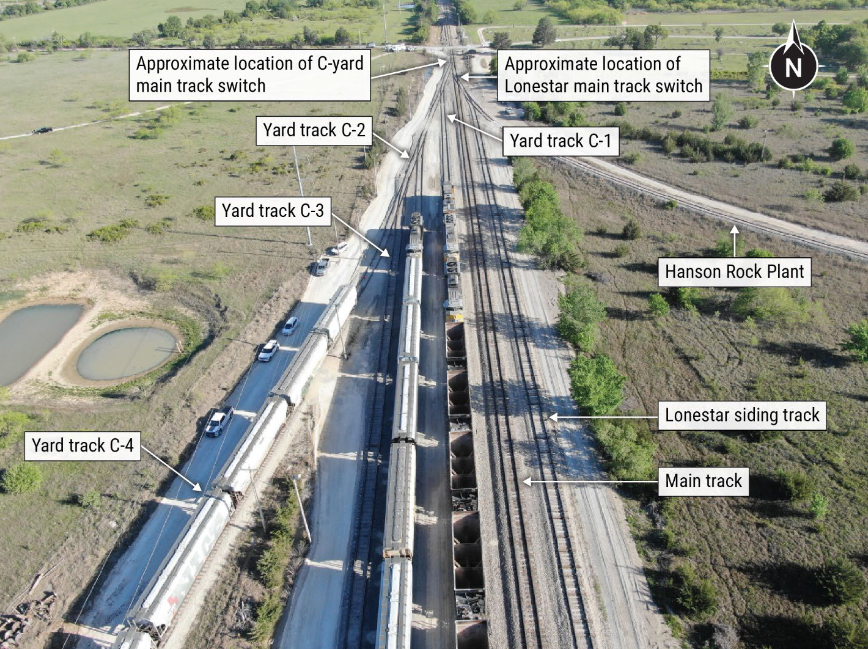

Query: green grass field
0;0;249;41
0;43;431;616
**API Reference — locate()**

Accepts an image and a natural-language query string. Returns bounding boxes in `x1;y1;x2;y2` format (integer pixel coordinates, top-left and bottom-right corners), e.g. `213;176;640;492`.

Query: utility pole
292;145;312;246
382;0;388;44
248;469;267;534
292;474;311;542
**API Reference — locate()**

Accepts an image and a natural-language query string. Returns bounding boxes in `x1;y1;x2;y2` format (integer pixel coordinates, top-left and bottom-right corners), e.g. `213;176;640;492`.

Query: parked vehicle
205;406;235;437
328;241;349;256
366;42;377;48
281;316;299;336
314;257;330;276
258;339;279;362
32;126;52;134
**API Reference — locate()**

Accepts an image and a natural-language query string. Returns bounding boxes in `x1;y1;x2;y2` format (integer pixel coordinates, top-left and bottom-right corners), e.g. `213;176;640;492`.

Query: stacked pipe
112;285;357;647
442;180;489;649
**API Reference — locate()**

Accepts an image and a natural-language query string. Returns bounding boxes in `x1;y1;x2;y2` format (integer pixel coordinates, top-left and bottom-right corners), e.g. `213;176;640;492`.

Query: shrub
739;115;758;129
842;320;868;362
1;462;43;494
777;469;815;501
623;152;642;164
613;243;629;258
77;490;102;509
190;205;215;221
830;137;855;161
843;163;861;179
669;286;702;311
816;558;867;605
671;110;682;118
824;181;859;202
614;102;628;116
733;287;810;325
0;411;32;449
144;193;170;207
592;419;655;480
557;285;606;352
810;492;829;520
826;616;868;649
622;218;641;240
663;199;677;210
746;248;774;258
567;354;625;416
835;67;851;84
87;219;138;243
673;563;718;619
648;293;670;318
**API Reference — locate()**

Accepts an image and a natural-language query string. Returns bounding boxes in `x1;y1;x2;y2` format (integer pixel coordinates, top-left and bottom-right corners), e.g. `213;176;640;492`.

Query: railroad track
339;67;448;649
444;26;591;649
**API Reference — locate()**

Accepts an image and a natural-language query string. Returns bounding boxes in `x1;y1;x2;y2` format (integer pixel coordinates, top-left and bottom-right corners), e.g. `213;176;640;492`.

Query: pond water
76;327;178;381
0;304;84;386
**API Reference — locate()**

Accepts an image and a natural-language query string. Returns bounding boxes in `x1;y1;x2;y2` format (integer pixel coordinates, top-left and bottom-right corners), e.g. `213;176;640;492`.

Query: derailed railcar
375;557;413;649
314;284;357;341
111;630;153;649
131;491;233;640
271;332;329;406
218;398;289;500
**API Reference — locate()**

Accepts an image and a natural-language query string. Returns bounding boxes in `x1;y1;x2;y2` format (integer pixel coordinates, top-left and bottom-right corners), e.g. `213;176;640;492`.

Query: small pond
0;304;84;386
76;327;178;381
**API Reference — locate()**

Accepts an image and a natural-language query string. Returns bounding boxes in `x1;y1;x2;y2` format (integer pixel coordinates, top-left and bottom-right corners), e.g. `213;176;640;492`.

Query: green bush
672;563;718;619
648;293;670;318
622;218;641;240
842;320;868;362
592;419;655;480
87;219;138;243
810;492;829;520
0;411;32;449
190;205;215;221
557;285;606;352
733;287;810;325
830;137;855;161
614;102;628;116
669;286;702;311
613;243;630;258
739;115;759;129
567;354;624;416
144;193;170;208
815;558;867;605
1;462;43;494
826;616;868;649
77;490;102;509
825;181;860;202
777;469;816;501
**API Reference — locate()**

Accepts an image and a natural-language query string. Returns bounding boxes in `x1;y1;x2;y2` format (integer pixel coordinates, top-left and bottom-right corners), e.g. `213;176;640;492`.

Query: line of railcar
442;180;489;649
375;214;424;649
111;285;357;647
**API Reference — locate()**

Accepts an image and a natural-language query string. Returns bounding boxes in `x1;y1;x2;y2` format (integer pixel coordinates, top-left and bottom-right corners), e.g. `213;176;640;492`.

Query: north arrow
730;225;739;258
446;114;502;142
372;58;445;80
332;213;390;258
373;132;409;159
142;445;202;492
